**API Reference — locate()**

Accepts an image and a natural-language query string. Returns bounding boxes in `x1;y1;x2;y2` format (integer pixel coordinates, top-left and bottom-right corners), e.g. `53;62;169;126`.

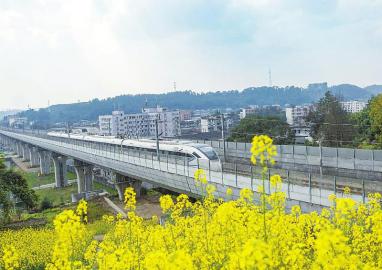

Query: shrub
40;197;53;211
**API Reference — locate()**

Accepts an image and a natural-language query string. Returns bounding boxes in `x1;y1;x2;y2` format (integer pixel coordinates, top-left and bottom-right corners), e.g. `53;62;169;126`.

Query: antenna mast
268;68;272;87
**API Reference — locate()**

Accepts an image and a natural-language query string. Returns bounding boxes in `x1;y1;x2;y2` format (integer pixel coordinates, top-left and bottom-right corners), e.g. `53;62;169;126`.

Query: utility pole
268;68;272;87
67;122;71;138
319;139;323;176
221;114;226;162
155;117;160;161
108;118;111;136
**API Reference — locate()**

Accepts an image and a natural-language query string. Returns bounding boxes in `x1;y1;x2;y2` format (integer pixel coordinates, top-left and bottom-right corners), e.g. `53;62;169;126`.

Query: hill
0;109;21;120
364;85;382;95
16;83;380;126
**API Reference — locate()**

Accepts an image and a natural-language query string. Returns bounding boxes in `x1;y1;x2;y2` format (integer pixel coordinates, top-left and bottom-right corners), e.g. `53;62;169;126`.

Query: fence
1;129;380;208
194;139;382;174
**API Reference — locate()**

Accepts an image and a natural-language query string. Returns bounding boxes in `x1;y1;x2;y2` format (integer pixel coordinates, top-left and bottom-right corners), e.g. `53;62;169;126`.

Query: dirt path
113;192;163;219
10;155;40;173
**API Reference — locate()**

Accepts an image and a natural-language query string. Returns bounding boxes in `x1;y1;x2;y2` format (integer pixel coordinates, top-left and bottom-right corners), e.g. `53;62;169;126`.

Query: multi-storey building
99;111;122;136
98;106;181;138
285;105;314;143
6;116;28;128
201;116;220;133
239;106;258;119
200;114;235;134
285;105;313;126
340;101;367;113
179;110;192;121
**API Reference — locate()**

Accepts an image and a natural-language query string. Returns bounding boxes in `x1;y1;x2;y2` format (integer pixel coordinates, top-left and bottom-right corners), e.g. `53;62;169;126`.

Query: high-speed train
47;132;222;170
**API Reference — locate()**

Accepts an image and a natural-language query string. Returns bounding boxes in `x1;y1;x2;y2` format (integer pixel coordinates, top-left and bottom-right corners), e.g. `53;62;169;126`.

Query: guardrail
1;129;379;209
4;128;382;172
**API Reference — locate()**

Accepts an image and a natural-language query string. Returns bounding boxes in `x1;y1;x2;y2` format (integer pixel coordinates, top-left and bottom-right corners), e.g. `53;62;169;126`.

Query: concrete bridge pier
11;141;18;155
74;160;94;193
7;139;14;153
115;173;142;201
21;144;30;162
0;135;6;148
38;151;51;175
52;154;68;188
16;142;23;158
29;147;40;167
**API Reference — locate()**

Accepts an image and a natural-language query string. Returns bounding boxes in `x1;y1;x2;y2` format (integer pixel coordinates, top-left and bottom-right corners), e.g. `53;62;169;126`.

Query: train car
47;132;222;171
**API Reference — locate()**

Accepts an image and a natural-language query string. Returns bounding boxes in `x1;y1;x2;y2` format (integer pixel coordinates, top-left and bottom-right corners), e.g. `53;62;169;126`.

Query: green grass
94;182;118;196
22;207;70;227
19;171;55;187
67;171;76;179
87;200;114;222
21;198;115;230
17;170;77;188
35;184;78;206
34;181;117;209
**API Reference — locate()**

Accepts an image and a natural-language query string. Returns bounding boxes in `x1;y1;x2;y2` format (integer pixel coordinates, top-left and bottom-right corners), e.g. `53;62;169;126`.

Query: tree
369;94;382;144
305;91;355;147
351;105;374;148
0;156;38;223
228;115;294;144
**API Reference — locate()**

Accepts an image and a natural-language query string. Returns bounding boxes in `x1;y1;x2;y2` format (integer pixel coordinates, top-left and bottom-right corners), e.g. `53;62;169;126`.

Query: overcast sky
0;0;381;110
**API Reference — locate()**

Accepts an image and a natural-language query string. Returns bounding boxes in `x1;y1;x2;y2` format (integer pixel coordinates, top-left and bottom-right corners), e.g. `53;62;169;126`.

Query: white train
47;132;222;170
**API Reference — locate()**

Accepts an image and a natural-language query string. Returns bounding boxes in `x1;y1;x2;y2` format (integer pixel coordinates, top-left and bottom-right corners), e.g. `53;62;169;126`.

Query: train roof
47;132;211;152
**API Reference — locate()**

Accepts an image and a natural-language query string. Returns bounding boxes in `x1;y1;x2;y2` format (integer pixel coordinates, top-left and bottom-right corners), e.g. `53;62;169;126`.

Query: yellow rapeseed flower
124;187;136;211
250;135;277;166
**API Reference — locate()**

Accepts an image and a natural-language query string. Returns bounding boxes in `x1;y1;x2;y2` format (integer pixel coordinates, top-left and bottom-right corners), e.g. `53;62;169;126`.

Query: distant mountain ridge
17;83;382;126
0;109;21;120
364;85;382;95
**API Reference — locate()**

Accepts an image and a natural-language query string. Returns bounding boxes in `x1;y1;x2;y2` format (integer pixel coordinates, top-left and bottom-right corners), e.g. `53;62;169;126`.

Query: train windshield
197;146;219;160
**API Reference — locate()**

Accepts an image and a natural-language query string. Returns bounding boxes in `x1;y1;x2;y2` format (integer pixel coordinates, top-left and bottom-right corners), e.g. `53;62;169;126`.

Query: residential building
180;118;201;135
98;106;181;138
292;126;312;144
7;116;28;128
179;110;192;121
340;101;367;113
239;106;258;119
285;105;313;126
201;116;221;133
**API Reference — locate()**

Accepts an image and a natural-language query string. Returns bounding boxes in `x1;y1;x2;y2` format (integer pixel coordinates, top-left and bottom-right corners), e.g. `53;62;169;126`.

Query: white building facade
99;107;181;138
239;106;259;119
340;101;367;113
8;116;28;128
285;105;313;126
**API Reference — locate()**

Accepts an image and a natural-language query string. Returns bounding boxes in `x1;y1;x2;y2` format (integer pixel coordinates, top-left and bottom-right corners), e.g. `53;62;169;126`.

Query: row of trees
306;91;382;148
228;116;294;145
229;91;382;148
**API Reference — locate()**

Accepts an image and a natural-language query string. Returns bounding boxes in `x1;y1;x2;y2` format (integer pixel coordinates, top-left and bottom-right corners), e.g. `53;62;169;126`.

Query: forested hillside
17;84;382;126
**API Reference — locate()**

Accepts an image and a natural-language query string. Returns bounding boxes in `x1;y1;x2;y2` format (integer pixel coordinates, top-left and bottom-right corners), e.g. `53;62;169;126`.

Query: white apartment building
285;105;313;126
239;107;258;119
200;116;224;133
99;111;122;136
340;101;367;113
99;106;181;138
8;116;28;128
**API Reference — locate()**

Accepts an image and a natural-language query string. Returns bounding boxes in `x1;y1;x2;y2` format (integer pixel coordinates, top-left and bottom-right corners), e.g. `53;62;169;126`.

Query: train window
192;152;201;158
197;146;219;160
